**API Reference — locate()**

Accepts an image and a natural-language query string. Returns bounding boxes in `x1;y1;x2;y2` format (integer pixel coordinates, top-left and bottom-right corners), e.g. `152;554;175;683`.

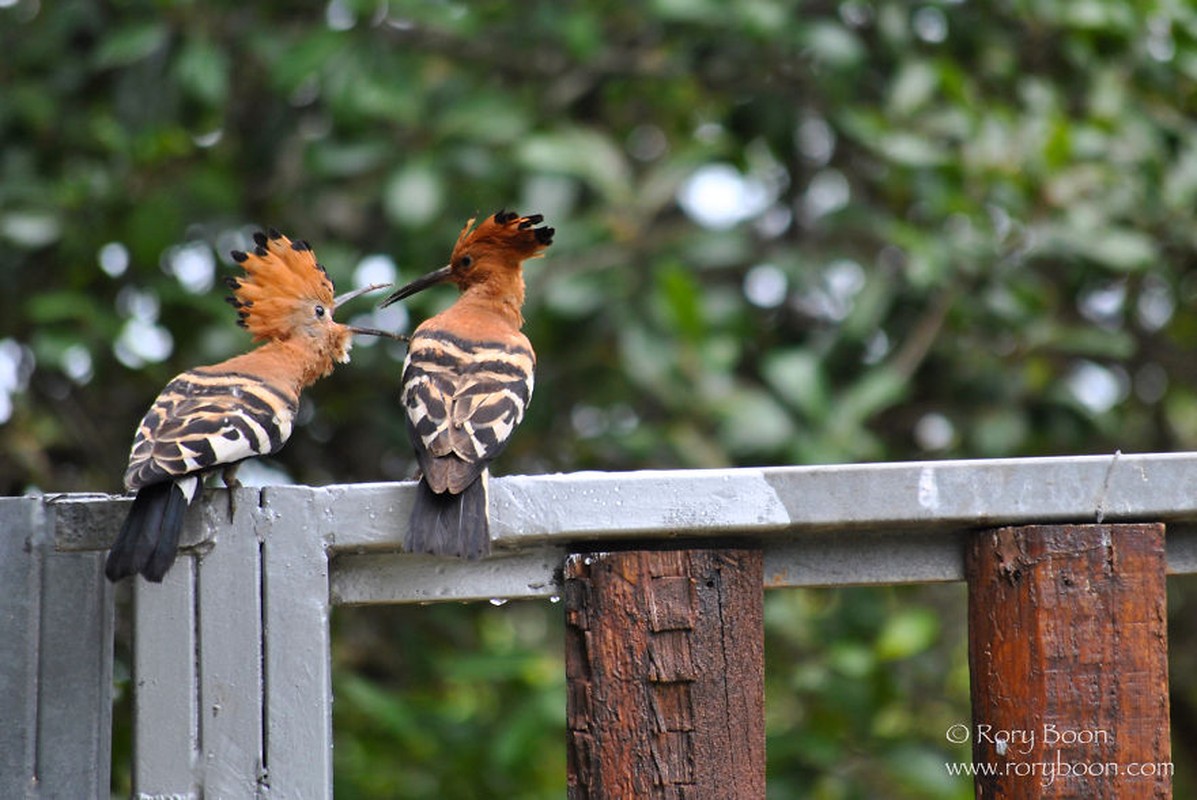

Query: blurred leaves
333;604;566;799
4;0;1197;796
175;35;231;108
94;22;168;69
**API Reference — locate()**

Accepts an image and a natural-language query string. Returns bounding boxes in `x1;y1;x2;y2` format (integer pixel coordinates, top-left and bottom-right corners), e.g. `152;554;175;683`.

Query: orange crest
450;210;554;264
226;230;337;341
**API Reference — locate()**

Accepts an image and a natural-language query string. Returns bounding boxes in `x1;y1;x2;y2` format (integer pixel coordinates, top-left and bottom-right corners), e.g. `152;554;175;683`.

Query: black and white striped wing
124;368;299;491
402;329;534;494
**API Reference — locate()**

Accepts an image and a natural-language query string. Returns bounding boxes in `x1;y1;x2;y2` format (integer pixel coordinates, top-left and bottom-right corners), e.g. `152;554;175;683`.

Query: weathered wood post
966;524;1171;799
564;548;765;799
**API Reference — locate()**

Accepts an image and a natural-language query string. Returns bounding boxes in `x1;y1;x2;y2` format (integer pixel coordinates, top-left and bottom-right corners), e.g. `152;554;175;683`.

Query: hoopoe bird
105;229;391;582
381;210;553;558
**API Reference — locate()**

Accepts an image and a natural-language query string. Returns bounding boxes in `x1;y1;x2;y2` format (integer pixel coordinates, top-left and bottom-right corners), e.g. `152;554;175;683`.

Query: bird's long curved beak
333;283;409;341
334;282;392;307
379;265;453;308
346;324;408;341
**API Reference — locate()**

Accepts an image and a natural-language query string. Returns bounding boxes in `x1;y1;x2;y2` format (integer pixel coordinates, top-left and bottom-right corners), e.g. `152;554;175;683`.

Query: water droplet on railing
488;597;509;606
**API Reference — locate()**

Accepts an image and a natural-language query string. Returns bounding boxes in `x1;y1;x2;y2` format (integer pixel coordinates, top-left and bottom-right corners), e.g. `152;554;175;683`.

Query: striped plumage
105;229;380;582
382;210;553;558
122;367;297;492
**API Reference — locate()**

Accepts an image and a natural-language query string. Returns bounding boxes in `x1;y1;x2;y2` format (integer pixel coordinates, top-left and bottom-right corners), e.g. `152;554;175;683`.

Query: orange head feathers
227;229;341;343
446;210;555;284
379;210;554;308
225;229;397;382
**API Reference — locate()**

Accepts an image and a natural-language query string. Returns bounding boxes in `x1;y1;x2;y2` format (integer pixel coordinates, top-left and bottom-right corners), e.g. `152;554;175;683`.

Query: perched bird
381;210;553;558
105;229;392;582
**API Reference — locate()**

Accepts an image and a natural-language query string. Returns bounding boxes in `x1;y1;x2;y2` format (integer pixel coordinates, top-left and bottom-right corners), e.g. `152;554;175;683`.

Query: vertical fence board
260;487;334;797
133;555;200;796
967;524;1171;799
0;498;42;797
197;491;265;796
565;548;765;800
35;546;113;797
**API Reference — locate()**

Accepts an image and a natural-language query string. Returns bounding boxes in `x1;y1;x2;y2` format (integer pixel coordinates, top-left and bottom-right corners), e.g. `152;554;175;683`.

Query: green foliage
765;586;972;799
332;604;565;799
5;0;1197;795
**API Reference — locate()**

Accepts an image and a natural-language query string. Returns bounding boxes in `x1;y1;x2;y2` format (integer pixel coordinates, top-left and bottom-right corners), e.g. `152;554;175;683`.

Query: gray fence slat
53;455;1197;557
326;527;1197;602
486;454;1197;544
0;498;42;798
330;547;566;605
259;487;334;797
763;530;972;587
134;555;200;796
46;463;1197;603
53;491;213;553
196;490;265;796
0;499;114;798
35;547;113;797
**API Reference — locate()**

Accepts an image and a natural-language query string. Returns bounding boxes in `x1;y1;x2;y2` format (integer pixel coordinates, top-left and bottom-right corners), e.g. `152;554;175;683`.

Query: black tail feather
105;482;188;582
406;477;490;559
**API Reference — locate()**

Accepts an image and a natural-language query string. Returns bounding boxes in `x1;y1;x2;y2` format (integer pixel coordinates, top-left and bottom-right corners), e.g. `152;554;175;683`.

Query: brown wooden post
966;524;1171;799
564;548;765;799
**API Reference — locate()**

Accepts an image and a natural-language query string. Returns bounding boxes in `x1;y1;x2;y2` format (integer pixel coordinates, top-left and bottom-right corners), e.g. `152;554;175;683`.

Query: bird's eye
459;254;473;269
314;304;326;318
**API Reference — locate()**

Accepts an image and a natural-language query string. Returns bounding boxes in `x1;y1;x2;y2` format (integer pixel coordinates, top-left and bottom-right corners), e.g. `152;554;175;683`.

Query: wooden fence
3;452;1192;797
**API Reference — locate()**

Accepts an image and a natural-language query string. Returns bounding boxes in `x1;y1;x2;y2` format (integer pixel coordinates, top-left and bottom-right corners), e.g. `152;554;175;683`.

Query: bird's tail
406;476;490;559
105;481;189;582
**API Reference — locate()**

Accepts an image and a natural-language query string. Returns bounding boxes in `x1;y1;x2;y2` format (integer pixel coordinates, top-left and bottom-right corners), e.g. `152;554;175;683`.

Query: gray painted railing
5;452;1197;797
